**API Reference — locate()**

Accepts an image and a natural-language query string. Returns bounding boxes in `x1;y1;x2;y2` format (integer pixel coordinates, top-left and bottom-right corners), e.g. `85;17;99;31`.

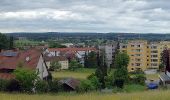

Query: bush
0;79;9;91
76;80;94;92
48;80;60;93
88;75;101;90
13;67;38;93
6;79;21;92
114;79;124;89
130;74;146;85
35;80;48;93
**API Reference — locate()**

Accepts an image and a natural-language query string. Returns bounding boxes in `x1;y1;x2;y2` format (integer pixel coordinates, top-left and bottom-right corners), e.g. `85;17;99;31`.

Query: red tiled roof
0;73;15;80
48;47;97;52
0;49;42;70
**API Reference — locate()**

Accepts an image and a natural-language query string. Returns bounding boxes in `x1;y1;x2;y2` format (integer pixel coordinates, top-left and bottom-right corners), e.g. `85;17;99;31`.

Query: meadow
52;68;95;79
1;90;170;100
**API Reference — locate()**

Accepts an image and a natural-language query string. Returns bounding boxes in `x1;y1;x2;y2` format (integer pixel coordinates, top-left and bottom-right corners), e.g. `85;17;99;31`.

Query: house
45;47;97;65
44;56;69;70
58;78;80;91
0;49;49;80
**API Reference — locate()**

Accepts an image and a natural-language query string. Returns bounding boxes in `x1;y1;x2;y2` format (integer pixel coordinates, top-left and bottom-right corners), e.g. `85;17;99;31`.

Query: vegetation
0;33;13;51
2;90;170;100
113;52;129;88
69;60;83;71
50;61;61;71
84;51;98;68
52;68;95;79
48;41;67;48
13;67;38;93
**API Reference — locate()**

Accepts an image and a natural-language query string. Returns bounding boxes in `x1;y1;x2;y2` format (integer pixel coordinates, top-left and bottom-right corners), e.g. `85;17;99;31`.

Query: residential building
44;56;69;70
119;40;170;72
0;49;49;80
45;47;97;65
99;42;118;67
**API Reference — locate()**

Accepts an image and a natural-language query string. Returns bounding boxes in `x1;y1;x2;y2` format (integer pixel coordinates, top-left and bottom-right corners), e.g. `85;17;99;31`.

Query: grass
124;84;146;92
52;68;95;79
1;90;170;100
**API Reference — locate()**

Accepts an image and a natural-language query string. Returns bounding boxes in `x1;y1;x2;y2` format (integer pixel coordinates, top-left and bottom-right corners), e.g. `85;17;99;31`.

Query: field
52;68;95;79
1;90;170;100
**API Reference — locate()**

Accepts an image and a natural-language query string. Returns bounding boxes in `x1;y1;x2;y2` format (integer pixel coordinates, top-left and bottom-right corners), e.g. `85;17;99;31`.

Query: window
151;63;158;66
151;59;158;62
131;68;134;70
135;58;141;61
137;45;140;47
151;46;157;49
131;63;134;66
122;45;127;48
136;49;141;52
151;50;158;53
136;54;141;56
135;63;141;66
131;45;134;47
151;55;158;58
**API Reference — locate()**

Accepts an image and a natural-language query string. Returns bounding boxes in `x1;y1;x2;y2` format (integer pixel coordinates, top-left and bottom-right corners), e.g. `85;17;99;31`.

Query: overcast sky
0;0;170;33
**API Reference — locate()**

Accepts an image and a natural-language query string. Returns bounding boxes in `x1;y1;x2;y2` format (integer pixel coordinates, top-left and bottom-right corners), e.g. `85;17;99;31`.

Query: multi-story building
99;42;118;67
120;40;170;72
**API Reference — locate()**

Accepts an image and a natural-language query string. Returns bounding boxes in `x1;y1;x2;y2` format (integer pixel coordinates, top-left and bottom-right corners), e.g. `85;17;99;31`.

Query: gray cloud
0;0;170;33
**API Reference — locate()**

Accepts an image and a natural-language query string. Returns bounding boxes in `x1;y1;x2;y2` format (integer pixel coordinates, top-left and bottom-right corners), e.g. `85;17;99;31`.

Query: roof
44;56;68;62
48;47;97;52
59;78;80;90
0;73;15;80
0;49;42;70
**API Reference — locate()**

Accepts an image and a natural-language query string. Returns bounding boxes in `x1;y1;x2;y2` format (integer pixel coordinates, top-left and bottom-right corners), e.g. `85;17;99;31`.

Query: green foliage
69;60;80;71
105;71;114;88
76;80;94;92
0;33;12;50
84;51;98;68
114;52;129;88
129;70;146;85
35;80;49;93
0;79;9;91
6;79;21;92
87;74;101;90
13;67;38;93
48;41;66;48
159;63;165;71
50;61;61;71
48;80;60;92
114;52;129;69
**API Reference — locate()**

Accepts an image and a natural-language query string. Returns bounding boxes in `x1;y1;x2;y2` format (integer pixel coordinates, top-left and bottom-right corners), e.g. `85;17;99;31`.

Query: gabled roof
0;49;42;70
59;78;80;90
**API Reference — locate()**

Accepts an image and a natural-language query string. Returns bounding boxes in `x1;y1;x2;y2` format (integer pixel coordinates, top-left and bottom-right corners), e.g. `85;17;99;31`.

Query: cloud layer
0;0;170;33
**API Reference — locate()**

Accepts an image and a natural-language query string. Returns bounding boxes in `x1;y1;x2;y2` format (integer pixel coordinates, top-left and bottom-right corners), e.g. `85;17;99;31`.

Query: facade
0;49;49;80
44;56;69;70
120;40;170;72
45;47;97;65
99;42;118;67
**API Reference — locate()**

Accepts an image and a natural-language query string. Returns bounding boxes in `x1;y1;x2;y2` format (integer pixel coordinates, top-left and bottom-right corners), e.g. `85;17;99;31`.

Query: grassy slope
1;90;170;100
52;68;95;79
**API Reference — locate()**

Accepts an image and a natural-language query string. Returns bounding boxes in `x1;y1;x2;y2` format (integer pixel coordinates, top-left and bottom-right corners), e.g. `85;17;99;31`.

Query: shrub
87;74;101;90
114;79;124;89
130;74;146;85
35;80;48;93
48;80;60;92
76;80;94;92
6;79;21;92
0;79;9;91
13;67;38;93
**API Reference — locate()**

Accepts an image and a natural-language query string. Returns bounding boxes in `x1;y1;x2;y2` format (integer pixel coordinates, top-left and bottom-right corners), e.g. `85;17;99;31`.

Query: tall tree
0;33;10;51
113;52;129;88
84;51;97;68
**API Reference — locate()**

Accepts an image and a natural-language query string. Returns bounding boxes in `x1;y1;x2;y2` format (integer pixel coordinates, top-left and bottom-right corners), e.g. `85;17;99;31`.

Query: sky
0;0;170;33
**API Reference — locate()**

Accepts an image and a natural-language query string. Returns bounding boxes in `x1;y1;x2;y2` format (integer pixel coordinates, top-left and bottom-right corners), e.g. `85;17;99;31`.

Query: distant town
1;32;170;98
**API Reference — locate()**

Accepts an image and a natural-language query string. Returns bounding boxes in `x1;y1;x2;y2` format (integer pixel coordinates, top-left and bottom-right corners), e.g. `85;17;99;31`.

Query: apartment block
99;42;118;67
120;40;170;72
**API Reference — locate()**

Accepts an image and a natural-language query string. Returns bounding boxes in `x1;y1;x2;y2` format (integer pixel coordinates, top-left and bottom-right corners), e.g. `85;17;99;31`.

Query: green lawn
1;90;170;100
52;68;95;79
